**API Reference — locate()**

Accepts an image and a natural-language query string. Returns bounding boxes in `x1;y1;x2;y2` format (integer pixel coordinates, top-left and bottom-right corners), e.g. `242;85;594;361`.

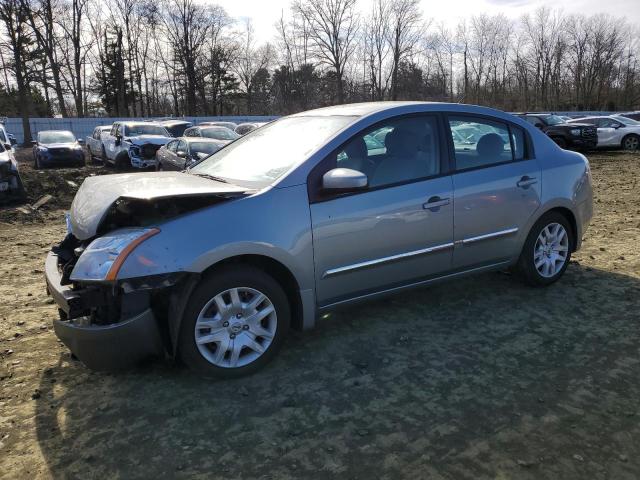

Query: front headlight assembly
570;128;581;136
70;228;160;282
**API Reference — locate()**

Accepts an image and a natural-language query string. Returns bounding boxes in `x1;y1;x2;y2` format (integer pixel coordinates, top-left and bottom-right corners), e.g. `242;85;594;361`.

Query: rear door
446;115;541;269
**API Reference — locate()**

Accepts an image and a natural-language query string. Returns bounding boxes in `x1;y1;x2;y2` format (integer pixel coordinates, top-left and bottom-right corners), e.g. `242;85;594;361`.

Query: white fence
2;111;618;144
4;116;279;144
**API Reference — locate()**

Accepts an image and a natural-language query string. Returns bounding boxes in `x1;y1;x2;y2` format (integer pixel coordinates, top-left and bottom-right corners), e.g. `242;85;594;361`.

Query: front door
310;114;454;306
446;115;541;269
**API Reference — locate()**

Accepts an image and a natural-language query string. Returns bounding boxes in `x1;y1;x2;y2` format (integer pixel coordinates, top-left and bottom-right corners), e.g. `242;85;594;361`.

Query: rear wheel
516;212;573;286
622;134;639;151
178;266;290;377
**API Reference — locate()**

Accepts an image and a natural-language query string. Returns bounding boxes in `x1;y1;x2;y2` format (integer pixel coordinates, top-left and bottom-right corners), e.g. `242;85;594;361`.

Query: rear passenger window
448;116;514;171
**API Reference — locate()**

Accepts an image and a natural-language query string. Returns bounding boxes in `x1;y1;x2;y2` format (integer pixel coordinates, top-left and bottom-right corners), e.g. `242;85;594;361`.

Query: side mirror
77;138;84;144
31;140;37;145
3;143;11;150
322;168;368;192
613;123;623;129
177;150;186;158
9;137;16;145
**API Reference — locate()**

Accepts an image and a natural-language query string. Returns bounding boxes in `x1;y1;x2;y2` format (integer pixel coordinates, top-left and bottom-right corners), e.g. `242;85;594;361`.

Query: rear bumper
45;251;163;370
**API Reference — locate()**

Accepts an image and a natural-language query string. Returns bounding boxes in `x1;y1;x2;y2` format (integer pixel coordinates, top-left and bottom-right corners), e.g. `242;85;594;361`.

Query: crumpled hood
125;135;171;146
69;171;247;240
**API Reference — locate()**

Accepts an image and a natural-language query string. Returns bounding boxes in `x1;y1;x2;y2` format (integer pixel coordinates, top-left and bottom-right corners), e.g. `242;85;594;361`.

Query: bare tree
292;0;359;104
386;0;423;100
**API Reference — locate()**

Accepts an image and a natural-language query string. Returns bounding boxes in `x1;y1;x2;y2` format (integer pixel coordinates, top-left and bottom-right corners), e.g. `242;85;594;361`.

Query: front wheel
622;134;639;151
178;266;290;377
516;212;573;286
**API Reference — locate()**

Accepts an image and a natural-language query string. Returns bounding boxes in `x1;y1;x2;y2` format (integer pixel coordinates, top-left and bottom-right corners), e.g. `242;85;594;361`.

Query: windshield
616;116;640;126
544;115;566;126
191;116;355;187
190;142;221;155
38;131;76;144
201;128;239;141
124;124;168;137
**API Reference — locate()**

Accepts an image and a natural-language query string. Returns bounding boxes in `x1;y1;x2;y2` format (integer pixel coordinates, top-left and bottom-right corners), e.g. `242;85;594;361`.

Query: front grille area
581;127;597;139
140;144;161;158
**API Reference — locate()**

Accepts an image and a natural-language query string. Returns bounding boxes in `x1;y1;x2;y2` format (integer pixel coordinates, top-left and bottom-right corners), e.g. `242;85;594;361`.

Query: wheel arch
527;203;579;253
202;254;305;331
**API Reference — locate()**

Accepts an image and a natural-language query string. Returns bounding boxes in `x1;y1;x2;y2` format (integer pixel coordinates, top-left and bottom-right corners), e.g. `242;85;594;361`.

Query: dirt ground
0;148;639;479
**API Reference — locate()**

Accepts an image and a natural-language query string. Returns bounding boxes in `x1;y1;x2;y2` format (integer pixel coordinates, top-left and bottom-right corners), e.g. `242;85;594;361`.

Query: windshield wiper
191;172;231;184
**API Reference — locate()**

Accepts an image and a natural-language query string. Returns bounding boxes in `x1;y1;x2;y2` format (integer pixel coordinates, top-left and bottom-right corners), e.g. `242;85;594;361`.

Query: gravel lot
0;149;639;479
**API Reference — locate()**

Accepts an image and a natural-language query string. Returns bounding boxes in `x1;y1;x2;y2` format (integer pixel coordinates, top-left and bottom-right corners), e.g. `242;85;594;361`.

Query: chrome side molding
461;227;519;245
323;242;455;278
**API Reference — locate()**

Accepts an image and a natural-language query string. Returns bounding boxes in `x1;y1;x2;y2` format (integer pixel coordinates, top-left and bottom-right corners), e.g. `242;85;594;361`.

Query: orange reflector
105;228;160;281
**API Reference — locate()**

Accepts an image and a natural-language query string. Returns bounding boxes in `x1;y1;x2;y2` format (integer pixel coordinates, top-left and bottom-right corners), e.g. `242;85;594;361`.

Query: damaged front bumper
129;145;160;169
45;251;164;370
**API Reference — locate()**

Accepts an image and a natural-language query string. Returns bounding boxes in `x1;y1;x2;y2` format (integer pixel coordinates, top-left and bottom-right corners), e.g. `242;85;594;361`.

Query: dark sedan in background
184;125;240;143
32;130;85;168
514;113;598;151
156;137;225;171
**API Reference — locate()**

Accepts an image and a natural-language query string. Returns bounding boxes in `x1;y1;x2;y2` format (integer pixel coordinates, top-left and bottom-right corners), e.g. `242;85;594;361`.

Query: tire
114;152;129;170
622;134;639;151
178;265;290;377
516;211;573;286
553;137;568;149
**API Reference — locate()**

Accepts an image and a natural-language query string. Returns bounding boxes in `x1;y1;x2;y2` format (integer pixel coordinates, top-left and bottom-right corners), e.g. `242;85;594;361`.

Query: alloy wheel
623;136;639;151
534;223;569;278
194;287;277;368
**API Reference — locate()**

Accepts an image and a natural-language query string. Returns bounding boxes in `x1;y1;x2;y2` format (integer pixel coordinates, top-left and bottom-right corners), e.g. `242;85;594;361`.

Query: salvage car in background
184;125;239;143
199;121;237;130
32;130;85;169
102;121;171;169
159;119;193;138
568;116;640;150
618;111;640;122
156;137;225;171
85;126;111;162
45;102;592;377
514;113;598;151
234;122;258;135
0;141;25;202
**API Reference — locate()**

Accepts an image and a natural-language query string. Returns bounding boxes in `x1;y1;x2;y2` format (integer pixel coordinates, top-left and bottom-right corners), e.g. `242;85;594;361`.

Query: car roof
38;129;74;134
159;120;191;126
117;121;164;126
181;137;225;144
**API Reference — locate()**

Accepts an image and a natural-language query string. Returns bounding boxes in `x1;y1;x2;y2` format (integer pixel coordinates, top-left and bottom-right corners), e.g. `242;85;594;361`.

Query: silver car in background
45;102;593;377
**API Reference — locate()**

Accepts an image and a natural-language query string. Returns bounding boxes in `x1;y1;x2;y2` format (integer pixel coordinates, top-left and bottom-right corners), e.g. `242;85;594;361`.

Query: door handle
423;196;450;211
516;176;537;189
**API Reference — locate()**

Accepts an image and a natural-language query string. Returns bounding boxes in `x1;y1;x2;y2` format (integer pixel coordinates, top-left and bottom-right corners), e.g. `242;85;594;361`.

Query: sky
211;0;640;42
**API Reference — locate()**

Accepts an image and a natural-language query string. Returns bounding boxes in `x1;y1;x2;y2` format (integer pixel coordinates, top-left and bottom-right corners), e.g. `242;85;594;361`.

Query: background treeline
1;0;639;138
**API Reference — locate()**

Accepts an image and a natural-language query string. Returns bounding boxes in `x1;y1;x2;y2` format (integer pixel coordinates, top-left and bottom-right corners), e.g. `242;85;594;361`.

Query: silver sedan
45;102;593;376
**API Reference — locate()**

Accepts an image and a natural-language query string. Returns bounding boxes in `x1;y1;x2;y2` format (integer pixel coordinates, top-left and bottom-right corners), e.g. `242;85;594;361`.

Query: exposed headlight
129;145;141;157
70;228;160;282
570;129;581;136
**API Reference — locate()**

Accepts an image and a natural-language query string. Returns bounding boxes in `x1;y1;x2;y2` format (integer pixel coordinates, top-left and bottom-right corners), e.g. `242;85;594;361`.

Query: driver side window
335;115;441;189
